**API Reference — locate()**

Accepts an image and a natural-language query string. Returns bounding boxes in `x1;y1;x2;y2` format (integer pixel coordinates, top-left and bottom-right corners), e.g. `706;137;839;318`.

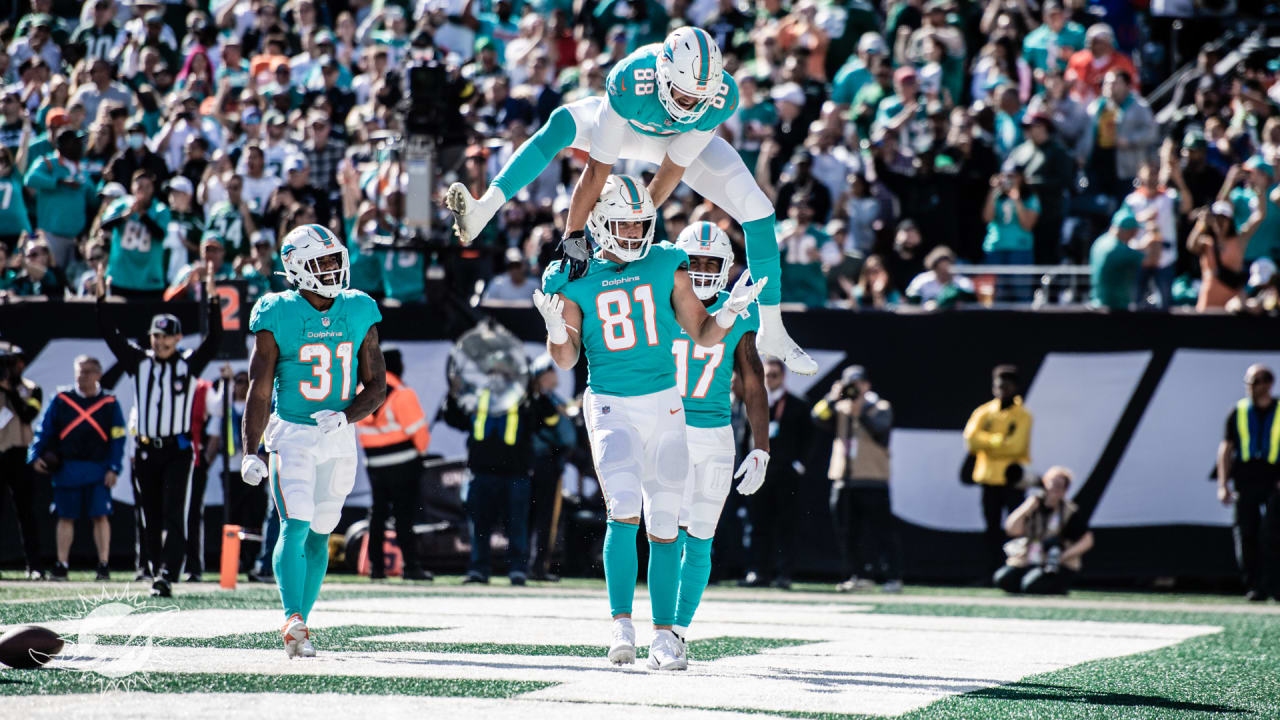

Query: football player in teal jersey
448;26;817;377
668;222;771;667
240;224;388;659
533;175;764;670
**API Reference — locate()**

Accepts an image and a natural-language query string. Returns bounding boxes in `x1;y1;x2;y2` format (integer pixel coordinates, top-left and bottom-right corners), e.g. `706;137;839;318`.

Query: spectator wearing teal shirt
100;172;172;299
0;147;31;251
477;0;519;58
727;73;778;181
994;86;1025;161
1090;210;1151;310
1022;2;1086;77
23;129;97;270
1228;158;1280;263
983;165;1040;268
830;32;887;112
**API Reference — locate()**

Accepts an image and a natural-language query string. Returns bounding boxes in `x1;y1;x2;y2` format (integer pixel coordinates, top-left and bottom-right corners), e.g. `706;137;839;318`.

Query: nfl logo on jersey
322;317;331;327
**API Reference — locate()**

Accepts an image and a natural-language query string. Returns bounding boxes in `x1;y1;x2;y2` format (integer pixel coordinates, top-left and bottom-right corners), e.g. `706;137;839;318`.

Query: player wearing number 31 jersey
240;224;388;659
536;176;764;671
449;27;816;377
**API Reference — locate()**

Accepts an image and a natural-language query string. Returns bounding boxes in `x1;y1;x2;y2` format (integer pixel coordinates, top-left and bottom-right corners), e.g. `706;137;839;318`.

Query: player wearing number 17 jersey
240;224;388;659
448;27;816;377
668;223;772;664
534;175;764;670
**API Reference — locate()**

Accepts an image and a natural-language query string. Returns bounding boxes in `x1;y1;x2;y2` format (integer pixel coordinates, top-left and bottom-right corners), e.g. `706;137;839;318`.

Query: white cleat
607;618;636;665
445;182;500;246
299;636;317;657
756;305;817;375
282;614;309;659
647;629;688;671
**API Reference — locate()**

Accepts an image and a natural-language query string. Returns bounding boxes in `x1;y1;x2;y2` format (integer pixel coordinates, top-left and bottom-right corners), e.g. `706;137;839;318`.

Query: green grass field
1;576;1277;719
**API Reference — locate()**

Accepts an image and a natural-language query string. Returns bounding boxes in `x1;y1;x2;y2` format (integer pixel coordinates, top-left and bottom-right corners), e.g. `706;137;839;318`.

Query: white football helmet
587;175;656;263
675;221;733;300
657;27;724;125
280;224;349;298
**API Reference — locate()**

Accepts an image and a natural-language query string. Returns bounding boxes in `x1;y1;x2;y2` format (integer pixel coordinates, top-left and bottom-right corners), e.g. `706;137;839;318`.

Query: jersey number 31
299;342;354;401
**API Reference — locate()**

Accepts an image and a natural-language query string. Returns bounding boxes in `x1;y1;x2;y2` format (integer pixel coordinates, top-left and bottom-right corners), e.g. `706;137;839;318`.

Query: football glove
560;230;591;280
734;449;770;495
716;272;767;328
241;455;267;486
311;409;348;434
533;289;570;344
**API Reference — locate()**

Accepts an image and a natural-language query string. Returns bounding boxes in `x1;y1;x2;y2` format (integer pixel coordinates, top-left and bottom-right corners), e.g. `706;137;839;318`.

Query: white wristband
548;324;569;345
714;307;737;329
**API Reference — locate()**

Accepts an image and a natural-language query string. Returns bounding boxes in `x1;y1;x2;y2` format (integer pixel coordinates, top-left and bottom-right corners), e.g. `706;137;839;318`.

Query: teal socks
742;214;782;306
604;520;639;617
647;536;684;627
675;531;713;629
493;106;577;200
273;518;311;619
301;530;330;621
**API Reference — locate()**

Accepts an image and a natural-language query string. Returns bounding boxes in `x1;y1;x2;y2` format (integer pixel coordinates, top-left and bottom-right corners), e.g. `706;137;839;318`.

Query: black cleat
96;564;110;581
461;574;489;585
402;568;433;581
151;578;172;598
49;563;69;581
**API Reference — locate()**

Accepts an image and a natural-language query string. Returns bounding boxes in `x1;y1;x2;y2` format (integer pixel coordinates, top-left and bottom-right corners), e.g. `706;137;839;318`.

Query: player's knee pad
276;481;314;523
309;501;343;535
729;180;775;223
685;461;733;539
653;429;691;490
273;454;316;522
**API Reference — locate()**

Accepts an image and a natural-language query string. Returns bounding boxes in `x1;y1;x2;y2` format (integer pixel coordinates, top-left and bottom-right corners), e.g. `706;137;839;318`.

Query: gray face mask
127;133;145;150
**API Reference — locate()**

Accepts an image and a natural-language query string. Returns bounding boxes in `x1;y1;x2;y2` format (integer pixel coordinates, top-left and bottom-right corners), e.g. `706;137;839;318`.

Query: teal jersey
544;241;688;398
606;45;739;138
104;197;172;291
671;291;758;429
249;289;382;425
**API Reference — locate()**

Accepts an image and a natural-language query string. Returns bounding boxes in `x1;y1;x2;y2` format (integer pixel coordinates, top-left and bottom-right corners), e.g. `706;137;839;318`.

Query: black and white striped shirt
98;297;223;440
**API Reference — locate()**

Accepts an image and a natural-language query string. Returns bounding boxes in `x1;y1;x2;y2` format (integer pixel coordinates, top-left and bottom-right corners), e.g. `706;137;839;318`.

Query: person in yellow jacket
356;347;432;581
963;364;1033;575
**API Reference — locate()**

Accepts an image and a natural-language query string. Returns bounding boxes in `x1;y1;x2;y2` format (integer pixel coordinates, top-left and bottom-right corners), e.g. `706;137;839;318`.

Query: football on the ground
0;625;64;669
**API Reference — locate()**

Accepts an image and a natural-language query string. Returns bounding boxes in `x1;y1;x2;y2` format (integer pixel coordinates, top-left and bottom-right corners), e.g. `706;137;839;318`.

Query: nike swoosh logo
669;409;681;415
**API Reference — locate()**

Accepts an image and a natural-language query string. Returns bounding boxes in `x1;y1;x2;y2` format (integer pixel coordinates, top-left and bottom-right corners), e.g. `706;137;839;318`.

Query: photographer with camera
813;365;903;593
995;466;1093;595
0;342;44;579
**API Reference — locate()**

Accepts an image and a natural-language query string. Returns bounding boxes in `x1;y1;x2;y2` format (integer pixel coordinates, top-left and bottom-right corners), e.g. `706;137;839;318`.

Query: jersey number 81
597;286;658;351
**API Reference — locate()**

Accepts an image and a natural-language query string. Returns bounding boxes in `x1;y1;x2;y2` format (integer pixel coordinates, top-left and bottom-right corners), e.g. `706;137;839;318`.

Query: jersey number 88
633;67;729;109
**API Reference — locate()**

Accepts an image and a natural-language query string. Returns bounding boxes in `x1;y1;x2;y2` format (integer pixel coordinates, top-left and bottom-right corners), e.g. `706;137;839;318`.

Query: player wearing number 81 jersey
535;176;765;671
668;222;771;658
241;223;388;659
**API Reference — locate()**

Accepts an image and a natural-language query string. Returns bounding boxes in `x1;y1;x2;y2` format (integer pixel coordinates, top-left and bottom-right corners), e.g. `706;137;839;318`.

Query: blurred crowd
0;0;1274;312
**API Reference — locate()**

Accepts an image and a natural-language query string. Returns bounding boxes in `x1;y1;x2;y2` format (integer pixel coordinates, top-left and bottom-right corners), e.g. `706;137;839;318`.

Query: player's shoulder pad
542;260;570;295
653;240;689;269
343;288;383;327
607;45;658;96
248;291;286;333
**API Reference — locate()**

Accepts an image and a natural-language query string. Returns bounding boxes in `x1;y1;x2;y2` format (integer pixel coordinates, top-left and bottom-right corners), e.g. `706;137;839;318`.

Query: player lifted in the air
534;176;763;669
667;222;772;667
448;26;816;376
240;224;387;659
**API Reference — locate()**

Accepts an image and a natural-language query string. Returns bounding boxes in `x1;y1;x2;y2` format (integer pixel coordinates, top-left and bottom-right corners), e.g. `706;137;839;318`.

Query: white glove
716;272;768;328
311;409;349;434
734;449;770;495
241;455;267;486
533;289;569;344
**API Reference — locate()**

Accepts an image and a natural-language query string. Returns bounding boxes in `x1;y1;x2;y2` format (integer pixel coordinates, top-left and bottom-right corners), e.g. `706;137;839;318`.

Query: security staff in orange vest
1218;363;1280;601
356;347;432;581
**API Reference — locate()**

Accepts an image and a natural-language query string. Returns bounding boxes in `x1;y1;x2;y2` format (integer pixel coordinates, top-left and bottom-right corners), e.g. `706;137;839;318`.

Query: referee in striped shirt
94;269;222;597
